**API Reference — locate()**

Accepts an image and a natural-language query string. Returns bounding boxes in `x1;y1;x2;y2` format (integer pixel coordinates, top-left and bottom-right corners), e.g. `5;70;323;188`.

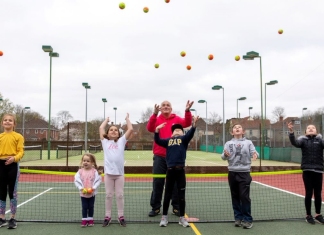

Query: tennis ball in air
0;51;3;56
165;0;170;3
208;54;213;60
119;2;125;9
180;51;186;57
143;7;149;13
82;188;88;194
87;188;93;194
235;55;240;61
278;29;283;34
154;63;159;68
186;65;191;70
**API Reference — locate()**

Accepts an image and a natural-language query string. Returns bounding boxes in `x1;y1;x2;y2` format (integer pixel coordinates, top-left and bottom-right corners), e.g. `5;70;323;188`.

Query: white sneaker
179;217;190;227
159;215;168;227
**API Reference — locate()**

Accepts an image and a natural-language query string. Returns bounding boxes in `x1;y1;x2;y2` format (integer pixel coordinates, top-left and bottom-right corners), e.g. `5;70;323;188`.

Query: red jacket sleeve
147;114;158;133
177;111;192;128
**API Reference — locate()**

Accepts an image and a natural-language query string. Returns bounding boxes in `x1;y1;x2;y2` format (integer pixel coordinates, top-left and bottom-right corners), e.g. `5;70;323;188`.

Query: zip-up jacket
289;133;324;172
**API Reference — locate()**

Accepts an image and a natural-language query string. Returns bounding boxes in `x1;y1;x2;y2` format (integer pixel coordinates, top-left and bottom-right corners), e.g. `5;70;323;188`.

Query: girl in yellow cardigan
0;114;24;229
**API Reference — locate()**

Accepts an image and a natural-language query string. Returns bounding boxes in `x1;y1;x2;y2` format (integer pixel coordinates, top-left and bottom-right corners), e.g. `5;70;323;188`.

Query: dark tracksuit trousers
228;171;253;223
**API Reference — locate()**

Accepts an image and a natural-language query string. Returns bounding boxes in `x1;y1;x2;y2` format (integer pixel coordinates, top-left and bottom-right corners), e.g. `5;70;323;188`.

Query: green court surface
19;150;300;167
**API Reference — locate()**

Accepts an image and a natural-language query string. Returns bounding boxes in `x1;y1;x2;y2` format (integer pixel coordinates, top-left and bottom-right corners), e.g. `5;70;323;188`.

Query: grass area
19;150;300;167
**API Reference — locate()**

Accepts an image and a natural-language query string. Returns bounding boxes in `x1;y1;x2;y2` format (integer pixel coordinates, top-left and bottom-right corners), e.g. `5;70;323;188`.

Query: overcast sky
1;0;323;124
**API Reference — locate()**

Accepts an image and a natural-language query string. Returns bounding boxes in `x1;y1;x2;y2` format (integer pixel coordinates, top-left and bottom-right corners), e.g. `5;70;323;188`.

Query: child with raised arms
100;114;133;227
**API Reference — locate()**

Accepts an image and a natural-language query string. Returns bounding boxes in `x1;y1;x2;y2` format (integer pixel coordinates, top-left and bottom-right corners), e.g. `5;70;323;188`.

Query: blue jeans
228;171;253;223
81;196;95;218
150;155;179;211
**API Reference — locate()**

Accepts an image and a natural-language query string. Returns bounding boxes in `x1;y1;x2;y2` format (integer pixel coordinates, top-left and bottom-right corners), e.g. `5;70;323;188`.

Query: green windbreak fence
202;145;302;163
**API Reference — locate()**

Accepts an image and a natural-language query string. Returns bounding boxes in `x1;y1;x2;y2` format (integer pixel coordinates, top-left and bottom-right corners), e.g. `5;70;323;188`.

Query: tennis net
22;145;43;162
10;169;310;223
88;145;102;153
56;145;83;159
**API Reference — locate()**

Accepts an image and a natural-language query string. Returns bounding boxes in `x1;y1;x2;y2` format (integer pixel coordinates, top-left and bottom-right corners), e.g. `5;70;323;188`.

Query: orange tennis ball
87;188;93;194
119;2;125;9
208;54;213;60
235;55;240;61
180;51;186;57
0;51;3;56
186;65;191;70
143;7;149;13
165;0;170;3
154;63;159;68
278;29;283;34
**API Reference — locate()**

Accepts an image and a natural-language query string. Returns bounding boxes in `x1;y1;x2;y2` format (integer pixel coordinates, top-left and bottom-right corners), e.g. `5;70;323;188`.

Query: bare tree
57;110;73;129
272;106;285;122
208;112;222;124
140;107;153;123
252;113;261;120
0;94;15;121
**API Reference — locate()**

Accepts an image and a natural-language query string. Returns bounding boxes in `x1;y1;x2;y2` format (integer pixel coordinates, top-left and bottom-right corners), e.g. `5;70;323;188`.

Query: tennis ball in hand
278;29;283;34
186;65;191;70
180;51;186;57
154;63;159;68
82;188;88;194
143;7;149;13
0;51;3;56
119;2;125;9
208;54;213;60
235;55;240;61
87;188;93;194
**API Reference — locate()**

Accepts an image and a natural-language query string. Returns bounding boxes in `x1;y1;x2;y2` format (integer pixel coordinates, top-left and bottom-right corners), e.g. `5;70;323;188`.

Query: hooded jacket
147;111;192;157
289;133;324;172
221;137;259;172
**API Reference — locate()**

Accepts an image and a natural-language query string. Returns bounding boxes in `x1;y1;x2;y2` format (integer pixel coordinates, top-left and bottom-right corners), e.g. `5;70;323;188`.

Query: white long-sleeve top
74;168;101;198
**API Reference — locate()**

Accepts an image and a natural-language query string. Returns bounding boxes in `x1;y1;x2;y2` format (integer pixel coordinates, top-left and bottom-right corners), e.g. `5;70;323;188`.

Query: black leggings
302;171;323;215
0;161;19;201
162;168;186;216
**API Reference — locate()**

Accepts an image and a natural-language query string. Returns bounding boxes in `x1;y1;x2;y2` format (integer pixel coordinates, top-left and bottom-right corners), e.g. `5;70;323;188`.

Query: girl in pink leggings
99;113;133;227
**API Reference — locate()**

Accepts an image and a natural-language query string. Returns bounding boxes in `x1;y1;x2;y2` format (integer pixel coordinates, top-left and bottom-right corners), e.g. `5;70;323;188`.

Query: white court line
5;188;53;214
253;181;324;204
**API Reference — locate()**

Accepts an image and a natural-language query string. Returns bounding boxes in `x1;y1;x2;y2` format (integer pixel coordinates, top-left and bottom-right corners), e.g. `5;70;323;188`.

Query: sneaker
7;218;17;229
88;220;94;227
172;208;180;217
148;209;161;217
118;216;126;227
159;215;168;227
242;221;253;229
179;217;190;227
235;220;242;227
81;220;87;227
306;215;315;225
0;218;8;228
102;217;111;227
315;215;324;224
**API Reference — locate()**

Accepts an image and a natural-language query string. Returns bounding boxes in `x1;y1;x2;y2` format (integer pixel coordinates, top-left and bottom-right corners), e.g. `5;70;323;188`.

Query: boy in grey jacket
221;124;258;229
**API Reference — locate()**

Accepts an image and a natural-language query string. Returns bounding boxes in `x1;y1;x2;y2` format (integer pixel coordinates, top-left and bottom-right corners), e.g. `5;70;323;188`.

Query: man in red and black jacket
146;100;193;217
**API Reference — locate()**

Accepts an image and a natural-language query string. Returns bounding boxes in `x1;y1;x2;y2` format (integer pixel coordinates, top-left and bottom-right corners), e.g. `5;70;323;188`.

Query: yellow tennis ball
154;63;159;68
235;55;240;61
119;2;125;9
180;51;186;57
82;188;88;194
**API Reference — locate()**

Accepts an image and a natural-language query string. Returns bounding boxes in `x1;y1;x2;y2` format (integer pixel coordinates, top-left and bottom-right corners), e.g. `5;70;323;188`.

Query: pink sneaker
81;220;87;227
88;220;94;227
